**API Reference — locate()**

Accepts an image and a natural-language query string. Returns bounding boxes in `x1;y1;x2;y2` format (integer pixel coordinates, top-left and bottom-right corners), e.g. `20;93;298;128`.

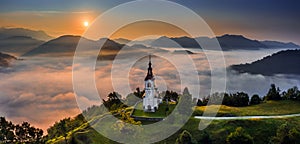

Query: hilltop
230;49;300;75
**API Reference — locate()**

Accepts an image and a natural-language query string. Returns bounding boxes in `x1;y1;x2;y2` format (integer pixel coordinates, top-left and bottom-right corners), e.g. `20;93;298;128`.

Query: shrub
226;127;253;144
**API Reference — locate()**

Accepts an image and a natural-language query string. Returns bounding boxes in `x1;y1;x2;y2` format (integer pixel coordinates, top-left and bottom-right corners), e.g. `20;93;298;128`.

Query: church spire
145;55;154;81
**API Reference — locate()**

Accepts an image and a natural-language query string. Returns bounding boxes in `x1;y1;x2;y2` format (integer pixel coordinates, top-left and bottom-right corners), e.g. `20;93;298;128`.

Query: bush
176;130;197;144
270;122;300;144
226;127;253;144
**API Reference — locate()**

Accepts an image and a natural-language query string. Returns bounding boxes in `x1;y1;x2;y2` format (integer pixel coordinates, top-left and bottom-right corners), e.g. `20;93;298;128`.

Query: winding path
194;113;300;120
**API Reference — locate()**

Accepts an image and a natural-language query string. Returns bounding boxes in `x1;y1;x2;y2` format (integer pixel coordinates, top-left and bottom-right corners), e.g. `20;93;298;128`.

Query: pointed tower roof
145;55;154;81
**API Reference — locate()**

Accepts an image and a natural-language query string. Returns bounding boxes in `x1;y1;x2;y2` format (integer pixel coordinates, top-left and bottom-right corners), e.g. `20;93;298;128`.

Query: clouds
0;58;79;130
1;48;300;131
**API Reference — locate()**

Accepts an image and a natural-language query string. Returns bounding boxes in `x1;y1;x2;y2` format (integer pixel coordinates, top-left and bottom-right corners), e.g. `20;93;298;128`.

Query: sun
83;21;89;27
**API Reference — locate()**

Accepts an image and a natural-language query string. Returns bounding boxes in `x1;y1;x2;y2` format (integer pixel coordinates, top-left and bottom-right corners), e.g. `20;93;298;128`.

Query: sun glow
83;21;89;27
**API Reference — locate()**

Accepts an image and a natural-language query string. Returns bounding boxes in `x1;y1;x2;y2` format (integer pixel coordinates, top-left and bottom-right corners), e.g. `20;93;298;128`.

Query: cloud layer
0;48;299;131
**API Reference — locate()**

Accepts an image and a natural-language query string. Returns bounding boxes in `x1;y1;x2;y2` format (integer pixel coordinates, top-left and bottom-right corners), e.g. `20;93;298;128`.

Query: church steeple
143;54;161;112
145;55;154;81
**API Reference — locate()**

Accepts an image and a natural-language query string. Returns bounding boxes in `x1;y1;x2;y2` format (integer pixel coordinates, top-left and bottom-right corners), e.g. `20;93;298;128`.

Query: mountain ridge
23;35;125;59
0;27;53;41
0;36;44;56
230;49;300;75
150;34;300;50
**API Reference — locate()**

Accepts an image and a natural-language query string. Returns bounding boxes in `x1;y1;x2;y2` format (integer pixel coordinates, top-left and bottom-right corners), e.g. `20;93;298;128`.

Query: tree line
45;114;86;143
196;84;300;107
0;117;43;143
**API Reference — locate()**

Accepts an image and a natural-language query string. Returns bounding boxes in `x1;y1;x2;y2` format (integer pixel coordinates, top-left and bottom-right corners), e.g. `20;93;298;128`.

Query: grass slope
194;100;300;116
48;100;300;143
132;102;176;118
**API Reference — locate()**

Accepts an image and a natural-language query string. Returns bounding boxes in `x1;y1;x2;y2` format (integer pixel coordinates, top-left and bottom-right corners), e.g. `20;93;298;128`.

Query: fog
0;48;299;131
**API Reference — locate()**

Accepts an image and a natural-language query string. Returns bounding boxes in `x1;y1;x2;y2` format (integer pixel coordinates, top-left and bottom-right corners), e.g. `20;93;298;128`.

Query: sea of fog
0;48;299;130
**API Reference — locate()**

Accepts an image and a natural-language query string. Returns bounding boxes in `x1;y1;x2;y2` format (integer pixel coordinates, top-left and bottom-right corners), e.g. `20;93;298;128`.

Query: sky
0;0;300;44
0;0;300;131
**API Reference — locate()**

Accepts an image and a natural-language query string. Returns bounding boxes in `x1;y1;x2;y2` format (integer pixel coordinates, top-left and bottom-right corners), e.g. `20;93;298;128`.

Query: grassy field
47;100;300;143
194;100;300;116
49;117;300;144
131;102;176;118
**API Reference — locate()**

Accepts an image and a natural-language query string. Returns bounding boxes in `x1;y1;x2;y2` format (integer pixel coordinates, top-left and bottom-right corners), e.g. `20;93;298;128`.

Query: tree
103;92;125;111
283;86;299;100
163;90;179;102
231;92;249;107
226;127;254;144
0;117;15;143
265;84;281;100
1;117;43;143
250;94;261;105
58;118;70;144
176;130;196;144
196;99;204;106
222;93;232;106
133;87;144;99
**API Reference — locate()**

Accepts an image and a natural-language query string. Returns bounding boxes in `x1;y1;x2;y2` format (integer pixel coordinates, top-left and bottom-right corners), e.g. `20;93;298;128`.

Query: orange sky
1;10;299;44
0;11;97;37
0;11;264;40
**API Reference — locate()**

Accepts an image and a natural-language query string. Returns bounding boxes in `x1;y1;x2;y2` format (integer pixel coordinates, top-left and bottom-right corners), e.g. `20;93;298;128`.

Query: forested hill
230;49;300;75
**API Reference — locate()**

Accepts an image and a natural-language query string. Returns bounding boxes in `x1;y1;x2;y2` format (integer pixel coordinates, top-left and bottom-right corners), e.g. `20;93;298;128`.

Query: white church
143;55;162;112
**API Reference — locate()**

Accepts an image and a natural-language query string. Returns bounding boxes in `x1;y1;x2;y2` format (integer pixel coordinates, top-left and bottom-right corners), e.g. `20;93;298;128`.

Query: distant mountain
132;39;156;46
0;52;17;67
0;36;44;56
98;38;124;51
230;49;300;75
0;27;53;41
261;40;299;48
150;34;300;50
22;35;170;60
114;38;156;46
151;36;199;48
215;34;266;50
113;38;131;44
23;35;96;57
172;50;194;54
23;35;124;59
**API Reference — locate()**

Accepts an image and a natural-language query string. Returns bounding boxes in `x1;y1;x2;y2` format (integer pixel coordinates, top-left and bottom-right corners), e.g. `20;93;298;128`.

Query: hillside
216;34;266;50
0;36;44;56
150;34;300;50
22;35;169;60
46;100;300;144
261;40;299;48
23;35;94;57
194;100;300;116
23;35;124;59
151;36;199;48
230;49;300;75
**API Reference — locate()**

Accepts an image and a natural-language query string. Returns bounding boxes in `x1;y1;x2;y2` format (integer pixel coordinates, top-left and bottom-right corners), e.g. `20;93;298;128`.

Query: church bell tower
143;55;160;112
